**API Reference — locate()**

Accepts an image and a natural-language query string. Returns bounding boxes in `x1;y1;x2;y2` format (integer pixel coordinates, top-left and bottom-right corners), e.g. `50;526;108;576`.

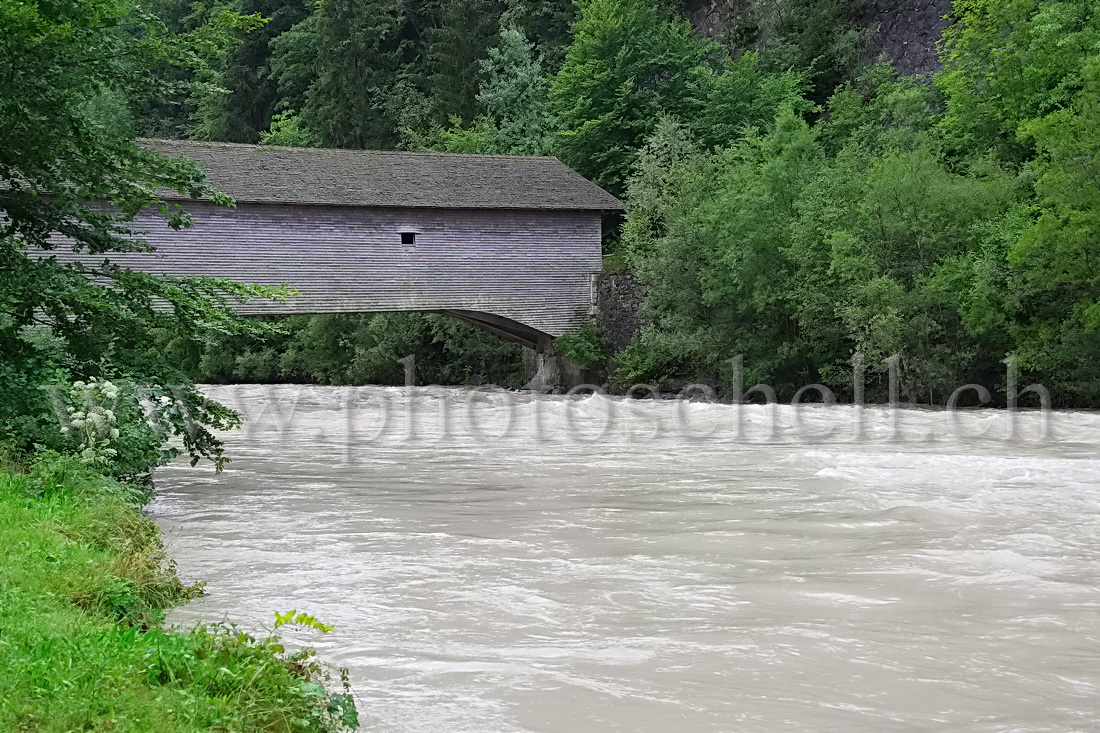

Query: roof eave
158;194;624;212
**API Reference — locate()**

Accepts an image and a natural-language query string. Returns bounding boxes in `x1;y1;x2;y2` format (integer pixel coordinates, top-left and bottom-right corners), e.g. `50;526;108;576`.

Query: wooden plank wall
47;201;604;337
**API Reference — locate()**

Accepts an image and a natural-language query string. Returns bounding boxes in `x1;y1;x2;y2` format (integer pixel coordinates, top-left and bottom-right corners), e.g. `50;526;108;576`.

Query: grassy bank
0;452;357;732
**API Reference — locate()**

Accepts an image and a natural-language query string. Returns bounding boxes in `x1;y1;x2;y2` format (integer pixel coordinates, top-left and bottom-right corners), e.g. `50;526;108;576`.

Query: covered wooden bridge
75;140;622;352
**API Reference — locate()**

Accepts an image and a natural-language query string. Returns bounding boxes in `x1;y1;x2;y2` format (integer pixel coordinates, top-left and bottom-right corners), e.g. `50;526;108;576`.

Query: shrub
554;322;611;370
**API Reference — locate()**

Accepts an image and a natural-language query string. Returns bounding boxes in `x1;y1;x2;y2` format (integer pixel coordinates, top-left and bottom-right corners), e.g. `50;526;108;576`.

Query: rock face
681;0;752;41
596;272;645;351
678;0;952;77
863;0;952;76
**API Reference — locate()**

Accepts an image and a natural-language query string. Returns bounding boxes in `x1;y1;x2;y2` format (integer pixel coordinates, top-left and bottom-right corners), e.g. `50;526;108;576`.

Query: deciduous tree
0;0;286;470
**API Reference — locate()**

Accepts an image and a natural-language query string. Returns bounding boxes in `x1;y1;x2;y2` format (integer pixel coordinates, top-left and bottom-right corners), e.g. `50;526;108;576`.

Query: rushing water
150;385;1100;732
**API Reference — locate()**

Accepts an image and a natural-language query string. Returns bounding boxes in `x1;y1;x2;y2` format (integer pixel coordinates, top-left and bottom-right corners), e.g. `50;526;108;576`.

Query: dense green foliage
8;0;1100;420
420;23;558;155
163;0;581;146
199;0;313;143
553;322;612;371
0;454;356;731
551;0;715;192
937;0;1100;161
100;0;1100;404
158;313;526;387
163;0;862;158
0;0;297;472
723;0;869;106
301;0;411;149
618;0;1100;405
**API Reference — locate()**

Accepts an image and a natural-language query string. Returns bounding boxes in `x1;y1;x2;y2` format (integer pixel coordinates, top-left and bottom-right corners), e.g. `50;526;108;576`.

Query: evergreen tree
268;12;319;116
133;0;238;138
504;0;576;72
422;0;506;124
194;0;312;143
303;0;411;149
415;24;557;155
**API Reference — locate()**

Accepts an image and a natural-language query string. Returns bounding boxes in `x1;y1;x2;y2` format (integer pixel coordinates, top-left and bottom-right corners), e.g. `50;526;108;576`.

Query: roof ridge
140;138;562;163
137;138;624;211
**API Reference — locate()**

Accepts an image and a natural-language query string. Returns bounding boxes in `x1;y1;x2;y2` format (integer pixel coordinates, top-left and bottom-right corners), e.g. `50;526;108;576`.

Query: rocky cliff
862;0;951;76
681;0;952;77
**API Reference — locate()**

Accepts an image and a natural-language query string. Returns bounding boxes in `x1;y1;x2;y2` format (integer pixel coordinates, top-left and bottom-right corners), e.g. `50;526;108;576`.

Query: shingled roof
144;139;623;212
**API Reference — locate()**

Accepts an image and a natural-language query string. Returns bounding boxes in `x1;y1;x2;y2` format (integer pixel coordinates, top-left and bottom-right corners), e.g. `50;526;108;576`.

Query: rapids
151;385;1100;732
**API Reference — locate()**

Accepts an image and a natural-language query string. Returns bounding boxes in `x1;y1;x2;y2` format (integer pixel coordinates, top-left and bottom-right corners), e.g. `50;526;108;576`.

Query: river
150;385;1100;732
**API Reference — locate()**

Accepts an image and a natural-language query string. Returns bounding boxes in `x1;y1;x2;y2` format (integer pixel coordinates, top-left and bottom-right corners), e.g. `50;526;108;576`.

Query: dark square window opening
401;232;416;245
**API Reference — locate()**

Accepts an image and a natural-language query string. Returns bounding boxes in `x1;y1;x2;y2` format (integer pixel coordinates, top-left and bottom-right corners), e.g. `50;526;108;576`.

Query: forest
108;0;1099;407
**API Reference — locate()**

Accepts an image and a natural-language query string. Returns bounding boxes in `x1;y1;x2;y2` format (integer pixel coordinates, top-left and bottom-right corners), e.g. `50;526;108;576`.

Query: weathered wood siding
49;201;604;337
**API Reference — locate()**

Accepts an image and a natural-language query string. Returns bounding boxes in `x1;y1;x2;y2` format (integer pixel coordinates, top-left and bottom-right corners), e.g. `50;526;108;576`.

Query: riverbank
0;451;357;732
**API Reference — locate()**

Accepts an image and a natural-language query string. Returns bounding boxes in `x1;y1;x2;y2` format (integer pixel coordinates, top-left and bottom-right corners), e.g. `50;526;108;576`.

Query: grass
0;452;358;732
